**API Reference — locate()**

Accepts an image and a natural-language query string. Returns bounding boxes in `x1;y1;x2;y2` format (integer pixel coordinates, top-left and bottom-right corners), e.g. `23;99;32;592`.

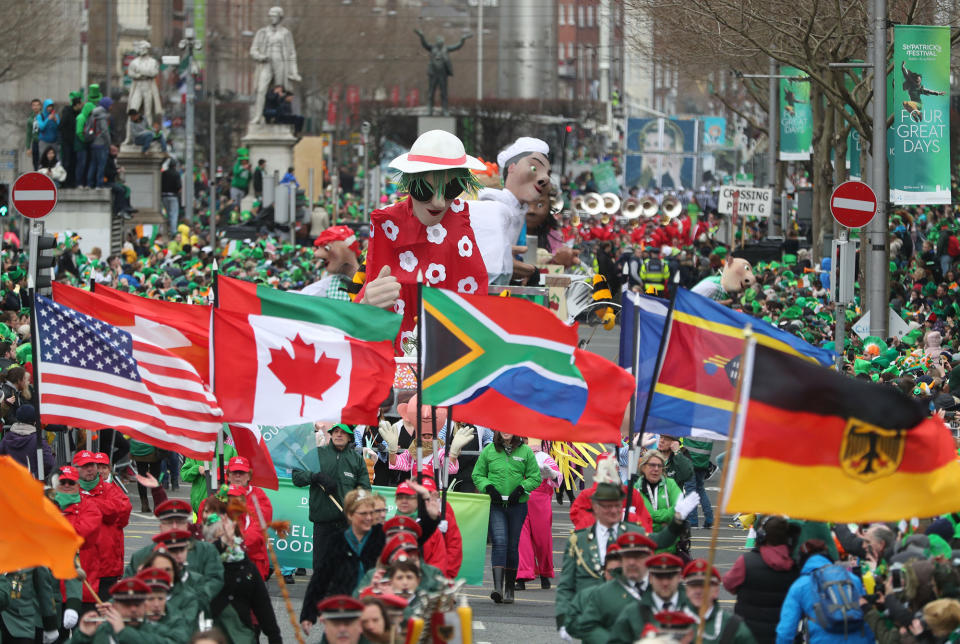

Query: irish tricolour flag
421;288;634;442
214;275;400;426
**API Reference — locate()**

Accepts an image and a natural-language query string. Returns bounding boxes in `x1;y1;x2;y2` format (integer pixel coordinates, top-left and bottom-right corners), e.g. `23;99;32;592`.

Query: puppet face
409;171;457;227
315;240;359;277
719;257;755;294
397;393;449;433
505;152;551;204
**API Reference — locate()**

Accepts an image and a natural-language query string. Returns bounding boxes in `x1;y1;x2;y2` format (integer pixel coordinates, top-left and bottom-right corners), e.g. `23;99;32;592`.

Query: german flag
724;345;960;522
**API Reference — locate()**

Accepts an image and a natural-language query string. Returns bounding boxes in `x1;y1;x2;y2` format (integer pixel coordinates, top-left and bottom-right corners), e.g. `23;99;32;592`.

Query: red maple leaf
267;334;341;415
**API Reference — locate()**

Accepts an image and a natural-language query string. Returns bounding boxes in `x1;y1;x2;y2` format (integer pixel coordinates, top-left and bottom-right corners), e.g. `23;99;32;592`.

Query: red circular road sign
830;180;877;229
11;172;58;219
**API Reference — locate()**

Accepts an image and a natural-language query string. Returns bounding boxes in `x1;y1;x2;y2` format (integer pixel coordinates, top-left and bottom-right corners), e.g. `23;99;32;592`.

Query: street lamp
179;27;202;225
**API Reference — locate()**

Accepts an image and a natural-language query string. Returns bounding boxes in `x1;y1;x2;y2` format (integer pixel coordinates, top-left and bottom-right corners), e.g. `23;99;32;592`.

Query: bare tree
0;0;72;85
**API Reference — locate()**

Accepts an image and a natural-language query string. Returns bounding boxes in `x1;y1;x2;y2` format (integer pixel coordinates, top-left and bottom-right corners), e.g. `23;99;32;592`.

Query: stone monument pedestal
118;144;166;228
242;123;297;179
44;188;119;255
418;115;457;136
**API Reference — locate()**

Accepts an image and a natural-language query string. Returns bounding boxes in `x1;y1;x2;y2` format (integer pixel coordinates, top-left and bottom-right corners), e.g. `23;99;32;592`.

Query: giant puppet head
498;137;551;204
720;257;756;295
397;393;449;435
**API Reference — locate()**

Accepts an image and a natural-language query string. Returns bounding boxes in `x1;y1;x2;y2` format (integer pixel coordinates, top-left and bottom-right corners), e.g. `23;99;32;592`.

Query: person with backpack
86;97;113;188
775;540;874;644
74;83;102;185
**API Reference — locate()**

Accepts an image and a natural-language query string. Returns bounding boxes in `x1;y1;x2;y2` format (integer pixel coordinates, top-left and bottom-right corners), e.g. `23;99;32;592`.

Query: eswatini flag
214;275;401;426
421;287;634;442
724;343;960;522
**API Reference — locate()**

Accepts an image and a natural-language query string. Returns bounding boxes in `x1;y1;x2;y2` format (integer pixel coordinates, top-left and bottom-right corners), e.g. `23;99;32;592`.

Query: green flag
779;66;812;160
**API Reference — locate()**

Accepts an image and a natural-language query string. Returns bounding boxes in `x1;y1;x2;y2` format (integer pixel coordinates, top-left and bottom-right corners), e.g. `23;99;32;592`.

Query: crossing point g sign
717;186;774;218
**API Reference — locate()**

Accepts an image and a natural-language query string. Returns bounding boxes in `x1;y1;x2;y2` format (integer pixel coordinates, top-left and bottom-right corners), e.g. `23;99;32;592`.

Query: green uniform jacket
471;443;541;502
158;582;202;642
292;443;371;525
568;572;646;644
683;438;714;470
635;476;682;532
608;587;691;644
665;449;694;485
0;576;10;612
126;538;224;608
1;567;58;637
691;606;757;644
68;621;168;644
181;443;238;512
554;520;683;629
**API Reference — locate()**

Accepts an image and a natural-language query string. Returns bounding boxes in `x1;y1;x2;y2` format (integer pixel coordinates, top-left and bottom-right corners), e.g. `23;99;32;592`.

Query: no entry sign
830;181;877;229
11;172;57;219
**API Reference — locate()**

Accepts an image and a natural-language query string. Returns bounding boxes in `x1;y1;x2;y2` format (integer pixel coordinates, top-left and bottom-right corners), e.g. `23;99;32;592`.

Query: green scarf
79;475;100;492
55;492;81;508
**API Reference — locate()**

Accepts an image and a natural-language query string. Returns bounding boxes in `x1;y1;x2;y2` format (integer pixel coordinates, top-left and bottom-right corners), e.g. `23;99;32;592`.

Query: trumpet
582;192;603;216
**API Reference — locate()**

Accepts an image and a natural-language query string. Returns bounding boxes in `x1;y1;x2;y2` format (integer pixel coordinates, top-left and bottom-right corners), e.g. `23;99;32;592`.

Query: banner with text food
779;66;812;160
263;478;490;585
888;25;950;205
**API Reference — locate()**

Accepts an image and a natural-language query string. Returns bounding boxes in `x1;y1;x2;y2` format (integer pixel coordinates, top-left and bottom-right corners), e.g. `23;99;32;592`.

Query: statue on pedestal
124;40;163;145
414;29;472;116
249;6;301;125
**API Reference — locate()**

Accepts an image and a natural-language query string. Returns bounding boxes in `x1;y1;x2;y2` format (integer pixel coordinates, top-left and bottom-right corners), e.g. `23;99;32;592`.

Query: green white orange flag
214;275;401;426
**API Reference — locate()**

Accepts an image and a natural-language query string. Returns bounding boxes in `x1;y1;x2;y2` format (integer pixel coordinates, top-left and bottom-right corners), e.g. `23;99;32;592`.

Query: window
569;4;575;24
569;42;575;58
587;5;594;27
578;5;584;26
559;4;565;25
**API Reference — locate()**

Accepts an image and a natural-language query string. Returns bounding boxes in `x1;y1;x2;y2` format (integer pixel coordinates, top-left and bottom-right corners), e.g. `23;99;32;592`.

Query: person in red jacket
423;476;462;579
393;481;447;574
56;465;103;609
569;453;653;533
226;456;273;523
225;485;270;580
74;450;133;598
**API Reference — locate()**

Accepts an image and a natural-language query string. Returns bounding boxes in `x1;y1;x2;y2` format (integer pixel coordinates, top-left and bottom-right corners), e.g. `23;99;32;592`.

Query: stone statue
414;28;472;116
249;6;301;125
125;40;163;144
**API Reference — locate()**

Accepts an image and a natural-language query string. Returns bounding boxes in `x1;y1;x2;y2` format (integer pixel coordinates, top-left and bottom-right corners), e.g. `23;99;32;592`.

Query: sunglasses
408;177;464;203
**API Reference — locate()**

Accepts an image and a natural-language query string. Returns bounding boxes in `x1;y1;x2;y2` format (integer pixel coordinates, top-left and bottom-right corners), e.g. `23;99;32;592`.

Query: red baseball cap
227;456;251;472
419;478;438;493
93;452;110;465
395;481;416;497
72;450;96;466
58;465;79;482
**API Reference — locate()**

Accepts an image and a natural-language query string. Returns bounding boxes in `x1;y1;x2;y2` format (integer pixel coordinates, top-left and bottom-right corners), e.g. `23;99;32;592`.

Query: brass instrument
551;194;565;214
581;192;603;216
661;195;682;223
600;192;621;216
622;197;642;219
640;196;659;218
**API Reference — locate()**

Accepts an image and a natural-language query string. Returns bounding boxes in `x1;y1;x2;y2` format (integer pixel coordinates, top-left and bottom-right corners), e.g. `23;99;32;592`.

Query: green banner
844;67;863;180
779;66;812;161
263;479;491;586
592;161;620;194
888;25;951;205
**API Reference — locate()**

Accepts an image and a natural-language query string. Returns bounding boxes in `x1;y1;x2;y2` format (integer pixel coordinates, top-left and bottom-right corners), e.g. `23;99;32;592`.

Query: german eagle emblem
839;419;905;481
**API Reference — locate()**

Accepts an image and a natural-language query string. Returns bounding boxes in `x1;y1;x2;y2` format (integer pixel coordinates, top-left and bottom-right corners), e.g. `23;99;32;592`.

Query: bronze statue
414;28;472;116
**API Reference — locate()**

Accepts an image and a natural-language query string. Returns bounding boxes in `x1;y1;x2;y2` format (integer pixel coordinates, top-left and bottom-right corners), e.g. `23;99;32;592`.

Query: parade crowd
3;117;960;644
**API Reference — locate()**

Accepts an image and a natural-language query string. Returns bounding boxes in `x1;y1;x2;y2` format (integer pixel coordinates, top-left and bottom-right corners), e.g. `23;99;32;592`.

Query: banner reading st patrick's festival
888;25;951;205
779;66;812;160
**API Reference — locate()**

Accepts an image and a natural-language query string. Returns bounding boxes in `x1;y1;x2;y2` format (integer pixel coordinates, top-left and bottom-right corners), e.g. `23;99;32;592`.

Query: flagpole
627;274;680;515
440;407;453;519
430;407;438;481
695;326;754;644
212;260;224;488
29;286;43;480
416;271;424;484
624;299;641;511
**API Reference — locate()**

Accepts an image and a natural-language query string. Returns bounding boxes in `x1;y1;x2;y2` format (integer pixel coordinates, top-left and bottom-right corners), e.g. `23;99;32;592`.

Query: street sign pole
866;0;888;338
834;227;848;371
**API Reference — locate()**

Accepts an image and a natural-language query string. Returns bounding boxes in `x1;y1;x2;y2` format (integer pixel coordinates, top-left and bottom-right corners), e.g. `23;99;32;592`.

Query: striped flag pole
415;271;424;484
695;327;755;644
213;260;225;486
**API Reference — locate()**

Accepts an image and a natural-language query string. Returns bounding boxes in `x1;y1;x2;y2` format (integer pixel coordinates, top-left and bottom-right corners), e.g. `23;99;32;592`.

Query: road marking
473;621;485;630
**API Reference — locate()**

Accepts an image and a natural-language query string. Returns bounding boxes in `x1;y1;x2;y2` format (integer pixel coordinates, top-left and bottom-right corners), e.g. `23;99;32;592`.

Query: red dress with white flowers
361;197;488;352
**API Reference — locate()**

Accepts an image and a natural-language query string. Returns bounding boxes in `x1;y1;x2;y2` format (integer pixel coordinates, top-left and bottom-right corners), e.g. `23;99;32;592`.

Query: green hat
236;147;249;160
15;342;31;364
327;423;354;435
782;253;797;265
780;305;803;320
592;482;625;502
711;246;728;258
69;90;83;102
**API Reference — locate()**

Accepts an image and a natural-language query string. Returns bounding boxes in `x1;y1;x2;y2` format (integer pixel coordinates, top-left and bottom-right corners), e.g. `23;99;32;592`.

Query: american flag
35;295;222;459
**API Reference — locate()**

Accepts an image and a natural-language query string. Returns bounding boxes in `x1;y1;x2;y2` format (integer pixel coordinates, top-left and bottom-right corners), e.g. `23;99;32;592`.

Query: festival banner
779;66;812;160
888;25;951;205
263;478;491;585
844;68;863;180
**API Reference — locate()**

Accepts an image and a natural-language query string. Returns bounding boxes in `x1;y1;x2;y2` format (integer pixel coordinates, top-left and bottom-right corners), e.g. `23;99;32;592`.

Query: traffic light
0;183;8;217
27;222;56;292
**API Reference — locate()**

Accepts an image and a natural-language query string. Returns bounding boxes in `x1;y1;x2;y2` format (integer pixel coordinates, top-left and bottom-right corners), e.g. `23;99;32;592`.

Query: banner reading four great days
779;66;812;160
889;25;950;205
263;478;491;585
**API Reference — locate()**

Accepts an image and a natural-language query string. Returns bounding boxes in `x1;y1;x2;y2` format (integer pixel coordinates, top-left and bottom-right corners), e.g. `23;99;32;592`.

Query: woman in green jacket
635;450;682;533
472;432;542;605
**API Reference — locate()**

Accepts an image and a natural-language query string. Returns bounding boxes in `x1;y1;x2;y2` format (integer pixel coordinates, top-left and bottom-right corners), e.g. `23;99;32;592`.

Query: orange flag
0;456;82;578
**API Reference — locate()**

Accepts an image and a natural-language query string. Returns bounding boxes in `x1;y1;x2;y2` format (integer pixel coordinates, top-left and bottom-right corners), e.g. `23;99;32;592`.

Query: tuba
582;192;603;216
601;192;621;216
661;195;682;222
641;196;659;218
551;194;565;215
622;197;642;219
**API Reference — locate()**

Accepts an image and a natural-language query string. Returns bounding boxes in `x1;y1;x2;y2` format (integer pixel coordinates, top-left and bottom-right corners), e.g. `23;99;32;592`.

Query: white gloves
449;425;475;459
438;519;448;534
539;463;556;480
63;608;79;629
558;626;573;641
43;630;59;644
378;421;400;454
674;492;700;520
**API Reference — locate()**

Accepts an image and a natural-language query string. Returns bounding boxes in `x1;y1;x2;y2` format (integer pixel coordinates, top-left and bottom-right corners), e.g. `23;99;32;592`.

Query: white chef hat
496;137;550;173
